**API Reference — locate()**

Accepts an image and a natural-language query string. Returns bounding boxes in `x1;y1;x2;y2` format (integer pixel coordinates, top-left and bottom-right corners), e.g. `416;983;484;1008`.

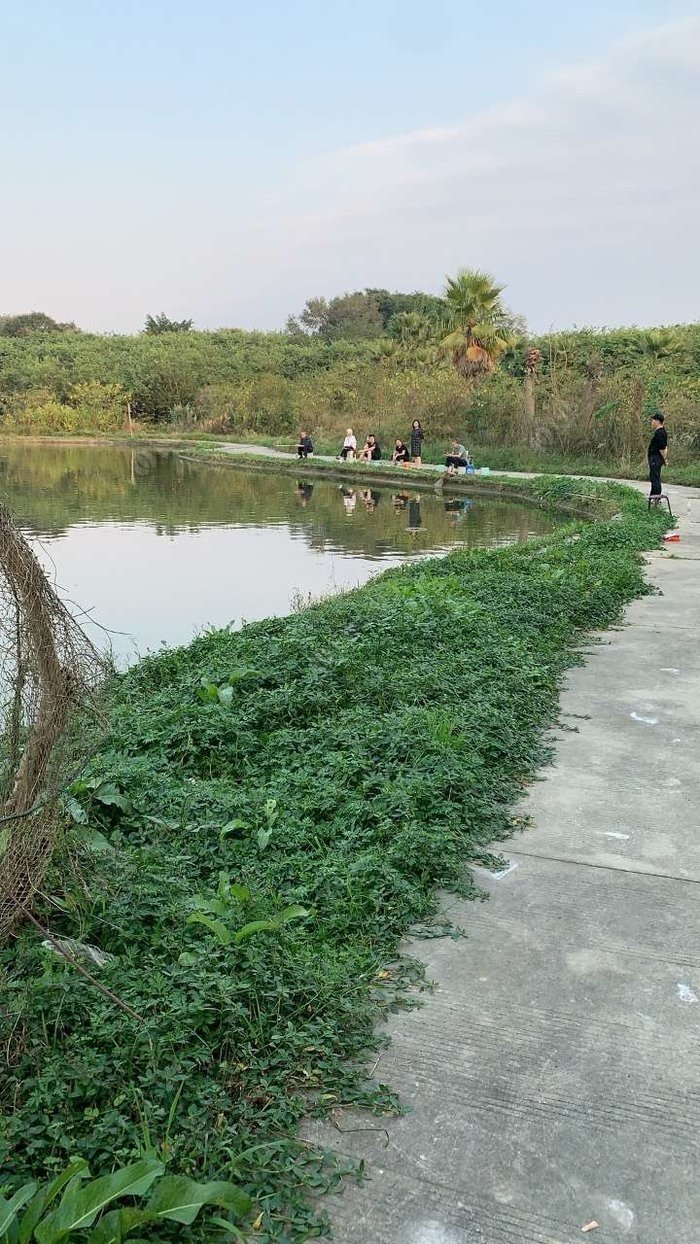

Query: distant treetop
143;312;194;335
0;311;77;337
286;288;447;341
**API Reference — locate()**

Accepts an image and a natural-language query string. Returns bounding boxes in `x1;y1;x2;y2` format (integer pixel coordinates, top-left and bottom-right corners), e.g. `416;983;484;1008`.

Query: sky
1;0;699;333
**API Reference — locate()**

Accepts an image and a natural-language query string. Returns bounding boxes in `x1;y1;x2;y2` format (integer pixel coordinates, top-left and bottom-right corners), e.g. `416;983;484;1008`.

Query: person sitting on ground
445;440;469;474
297;430;314;459
358;434;382;461
339;428;357;460
392;438;410;465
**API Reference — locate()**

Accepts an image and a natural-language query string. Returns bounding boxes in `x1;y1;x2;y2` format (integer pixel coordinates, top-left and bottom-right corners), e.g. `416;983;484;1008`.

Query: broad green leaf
0;1184;36;1238
231;906;307;944
256;827;272;851
229;883;250;904
35;1158;163;1244
19;1161;88;1243
78;827;115;854
177;951;199;967
232;919;277;943
190;896;230;917
217;685;234;706
186;913;231;944
64;796;89;826
273;904;310;926
216;871;231;896
210;1216;246;1239
219;820;248;844
226;667;258;685
93;783;129;812
145;1176;251;1225
86;1206;150;1243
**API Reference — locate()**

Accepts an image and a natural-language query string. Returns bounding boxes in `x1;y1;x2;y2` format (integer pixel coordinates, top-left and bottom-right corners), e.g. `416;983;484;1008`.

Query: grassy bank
1;478;673;1241
2;426;697;489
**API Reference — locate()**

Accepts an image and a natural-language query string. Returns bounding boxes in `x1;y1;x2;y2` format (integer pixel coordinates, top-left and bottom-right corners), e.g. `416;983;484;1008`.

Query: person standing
648;411;668;501
410;419;424;465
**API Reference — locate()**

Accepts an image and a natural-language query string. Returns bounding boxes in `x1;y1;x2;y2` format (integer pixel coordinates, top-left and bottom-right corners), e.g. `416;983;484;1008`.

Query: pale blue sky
1;1;698;331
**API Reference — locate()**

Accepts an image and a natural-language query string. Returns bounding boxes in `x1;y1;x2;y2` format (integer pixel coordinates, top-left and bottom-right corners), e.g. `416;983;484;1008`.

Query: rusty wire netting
0;502;107;944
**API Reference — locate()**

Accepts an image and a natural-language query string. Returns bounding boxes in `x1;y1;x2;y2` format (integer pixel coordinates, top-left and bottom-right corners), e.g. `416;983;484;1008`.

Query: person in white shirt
339;428;357;460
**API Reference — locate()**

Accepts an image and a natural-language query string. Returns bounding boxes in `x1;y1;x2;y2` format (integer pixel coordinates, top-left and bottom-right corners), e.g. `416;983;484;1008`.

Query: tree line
0;271;698;471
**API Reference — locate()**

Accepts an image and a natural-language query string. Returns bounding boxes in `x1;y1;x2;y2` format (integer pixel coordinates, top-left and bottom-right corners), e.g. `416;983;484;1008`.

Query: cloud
3;16;697;332
264;16;700;331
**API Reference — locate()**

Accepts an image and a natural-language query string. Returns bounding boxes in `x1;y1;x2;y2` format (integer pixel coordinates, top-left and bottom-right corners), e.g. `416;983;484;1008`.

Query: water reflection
0;443;559;661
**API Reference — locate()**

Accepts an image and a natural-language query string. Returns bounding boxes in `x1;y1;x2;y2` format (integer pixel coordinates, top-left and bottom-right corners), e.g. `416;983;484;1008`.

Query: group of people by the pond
297;421;474;473
336;421;424;464
299;410;671;500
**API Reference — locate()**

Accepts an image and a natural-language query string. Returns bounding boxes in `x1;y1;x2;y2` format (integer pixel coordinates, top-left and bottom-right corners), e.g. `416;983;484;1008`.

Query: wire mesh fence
0;502;106;944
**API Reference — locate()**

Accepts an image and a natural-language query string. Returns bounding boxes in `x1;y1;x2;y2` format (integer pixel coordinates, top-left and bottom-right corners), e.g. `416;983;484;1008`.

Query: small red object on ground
664;532;681;542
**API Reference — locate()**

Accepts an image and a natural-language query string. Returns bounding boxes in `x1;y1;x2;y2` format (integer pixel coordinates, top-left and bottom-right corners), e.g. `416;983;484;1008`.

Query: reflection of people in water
407;496;422;535
339;486;357;515
444;497;472;524
296;481;314;506
362;489;380;512
392;491;410;511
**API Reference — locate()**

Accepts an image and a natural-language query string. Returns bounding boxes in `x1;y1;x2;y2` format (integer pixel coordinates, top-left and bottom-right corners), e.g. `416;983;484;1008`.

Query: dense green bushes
1;478;672;1240
0;320;698;472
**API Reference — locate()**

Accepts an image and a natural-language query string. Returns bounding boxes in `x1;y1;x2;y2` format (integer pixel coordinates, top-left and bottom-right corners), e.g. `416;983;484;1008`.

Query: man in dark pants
648;412;668;501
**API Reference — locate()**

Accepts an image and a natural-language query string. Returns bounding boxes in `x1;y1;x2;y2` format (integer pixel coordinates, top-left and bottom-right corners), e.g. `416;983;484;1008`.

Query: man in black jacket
648;412;668;500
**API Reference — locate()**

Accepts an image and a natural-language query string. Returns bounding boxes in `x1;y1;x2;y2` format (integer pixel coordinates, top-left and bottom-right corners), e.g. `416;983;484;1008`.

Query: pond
0;443;560;663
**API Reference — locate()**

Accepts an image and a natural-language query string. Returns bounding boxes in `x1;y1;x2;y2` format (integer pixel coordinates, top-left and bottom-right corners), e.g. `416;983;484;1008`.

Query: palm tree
393;311;432;348
640;328;682;361
440;269;515;379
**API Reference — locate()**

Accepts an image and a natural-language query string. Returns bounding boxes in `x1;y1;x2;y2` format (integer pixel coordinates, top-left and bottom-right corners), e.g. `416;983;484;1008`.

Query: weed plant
0;478;672;1240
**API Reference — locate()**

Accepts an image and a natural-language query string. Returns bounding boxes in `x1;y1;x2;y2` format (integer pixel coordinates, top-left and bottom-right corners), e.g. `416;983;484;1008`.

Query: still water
0;443;559;663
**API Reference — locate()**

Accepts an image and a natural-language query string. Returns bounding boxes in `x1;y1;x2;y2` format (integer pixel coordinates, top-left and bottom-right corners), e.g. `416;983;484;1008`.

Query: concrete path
303;482;700;1244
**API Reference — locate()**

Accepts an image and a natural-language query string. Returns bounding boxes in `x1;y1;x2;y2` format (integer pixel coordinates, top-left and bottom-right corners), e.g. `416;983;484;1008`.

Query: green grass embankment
1;477;673;1241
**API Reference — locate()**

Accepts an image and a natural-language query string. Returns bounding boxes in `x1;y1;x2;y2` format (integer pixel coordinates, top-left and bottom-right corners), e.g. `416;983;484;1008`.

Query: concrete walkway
303;481;700;1244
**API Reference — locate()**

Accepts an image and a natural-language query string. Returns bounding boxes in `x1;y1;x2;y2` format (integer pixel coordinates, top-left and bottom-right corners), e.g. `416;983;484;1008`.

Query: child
392;439;410;465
